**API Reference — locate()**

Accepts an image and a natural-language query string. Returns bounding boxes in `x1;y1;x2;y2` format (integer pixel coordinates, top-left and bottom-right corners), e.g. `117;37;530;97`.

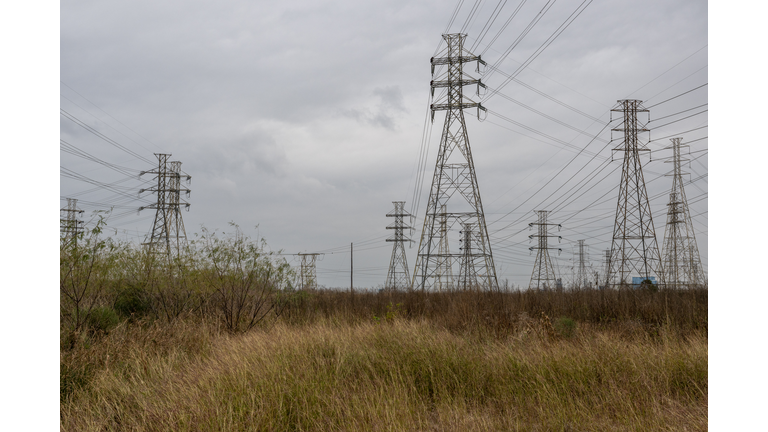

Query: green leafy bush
85;306;120;334
114;284;152;319
554;316;576;338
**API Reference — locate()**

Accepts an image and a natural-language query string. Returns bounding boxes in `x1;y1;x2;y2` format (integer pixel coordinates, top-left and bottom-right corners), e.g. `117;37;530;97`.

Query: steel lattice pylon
139;153;191;255
435;205;454;290
661;138;706;288
573;240;590;289
299;253;320;290
607;100;664;288
458;222;482;290
385;201;413;290
413;33;498;291
600;249;610;289
60;198;84;248
528;210;561;290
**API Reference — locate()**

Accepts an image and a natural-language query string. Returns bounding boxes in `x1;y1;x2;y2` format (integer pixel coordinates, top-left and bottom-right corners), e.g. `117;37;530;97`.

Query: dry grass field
60;228;707;431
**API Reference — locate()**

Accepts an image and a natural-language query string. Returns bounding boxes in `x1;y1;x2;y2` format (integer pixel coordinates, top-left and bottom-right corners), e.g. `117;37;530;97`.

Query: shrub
85;306;120;334
198;224;296;333
114;284;152;319
554;316;577;338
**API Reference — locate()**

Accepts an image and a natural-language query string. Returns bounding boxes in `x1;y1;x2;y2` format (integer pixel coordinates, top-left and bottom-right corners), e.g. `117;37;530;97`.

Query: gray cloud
60;0;708;288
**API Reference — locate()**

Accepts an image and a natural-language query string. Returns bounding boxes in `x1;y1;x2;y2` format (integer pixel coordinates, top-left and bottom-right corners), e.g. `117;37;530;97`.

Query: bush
554;316;577;338
114;284;152;319
85;306;120;334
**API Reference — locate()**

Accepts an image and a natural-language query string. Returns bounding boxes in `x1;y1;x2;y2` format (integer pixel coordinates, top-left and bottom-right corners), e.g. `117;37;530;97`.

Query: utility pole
413;33;498;291
385;201;413;290
60;198;84;248
661;137;706;288
607;100;663;288
350;242;353;294
298;253;321;290
528;210;561;290
139;154;191;256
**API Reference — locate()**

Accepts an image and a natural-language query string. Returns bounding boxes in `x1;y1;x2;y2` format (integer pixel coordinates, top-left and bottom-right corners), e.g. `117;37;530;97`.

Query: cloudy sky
58;0;709;289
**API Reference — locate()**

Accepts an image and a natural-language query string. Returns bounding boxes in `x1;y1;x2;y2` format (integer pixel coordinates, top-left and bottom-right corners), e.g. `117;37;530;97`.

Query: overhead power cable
479;0;528;57
646;83;708;109
483;0;557;84
469;0;511;53
60;139;142;178
60;108;153;165
485;65;602;122
485;0;593;102
61;80;160;153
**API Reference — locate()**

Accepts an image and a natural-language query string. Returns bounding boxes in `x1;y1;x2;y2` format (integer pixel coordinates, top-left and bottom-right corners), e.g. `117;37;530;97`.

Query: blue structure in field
632;276;657;289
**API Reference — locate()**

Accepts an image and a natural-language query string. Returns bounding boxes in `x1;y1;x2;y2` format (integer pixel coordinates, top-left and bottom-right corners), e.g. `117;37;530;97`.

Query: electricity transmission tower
413;33;498;291
60;198;84;247
573;239;590;289
607;100;664;288
528;210;562;290
298;253;321;290
600;249;610;288
139;153;191;255
661;138;706;288
436;205;454;290
385;201;413;290
458;222;485;290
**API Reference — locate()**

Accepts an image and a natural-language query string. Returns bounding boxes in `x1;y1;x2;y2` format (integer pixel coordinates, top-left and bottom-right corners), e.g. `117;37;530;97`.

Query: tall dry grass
282;287;707;339
61;317;706;431
60;225;707;430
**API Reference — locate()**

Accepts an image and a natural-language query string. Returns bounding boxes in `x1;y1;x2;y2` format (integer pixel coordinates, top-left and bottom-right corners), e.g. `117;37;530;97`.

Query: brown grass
61;290;707;431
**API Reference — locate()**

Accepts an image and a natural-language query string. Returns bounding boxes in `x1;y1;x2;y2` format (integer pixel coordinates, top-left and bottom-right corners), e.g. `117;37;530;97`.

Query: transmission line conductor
413;33;498;291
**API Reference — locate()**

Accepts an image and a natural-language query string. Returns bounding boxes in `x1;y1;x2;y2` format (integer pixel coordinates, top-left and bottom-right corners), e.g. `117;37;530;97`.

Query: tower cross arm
430;102;486;112
430;55;486;67
430;79;486;89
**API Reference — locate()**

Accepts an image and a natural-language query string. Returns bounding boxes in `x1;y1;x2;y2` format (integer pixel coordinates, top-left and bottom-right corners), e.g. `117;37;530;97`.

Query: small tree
60;215;118;342
199;224;294;333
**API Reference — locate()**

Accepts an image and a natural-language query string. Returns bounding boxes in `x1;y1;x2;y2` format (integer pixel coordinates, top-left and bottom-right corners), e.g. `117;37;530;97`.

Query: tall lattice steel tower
573;240;590;289
139;154;191;255
600;249;610;288
435;205;454;290
60;198;84;247
458;222;484;290
413;33;498;291
385;202;413;290
607;100;664;288
661;138;706;288
298;253;320;290
528;210;561;290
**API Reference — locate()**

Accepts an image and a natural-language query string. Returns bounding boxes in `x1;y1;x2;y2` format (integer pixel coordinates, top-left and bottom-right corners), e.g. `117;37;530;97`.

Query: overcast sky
58;0;709;289
6;2;768;427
